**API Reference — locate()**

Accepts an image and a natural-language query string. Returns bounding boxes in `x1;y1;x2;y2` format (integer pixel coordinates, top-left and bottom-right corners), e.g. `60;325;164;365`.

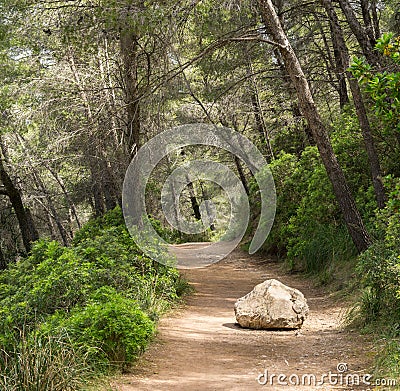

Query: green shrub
250;112;375;277
252;146;358;274
0;207;188;377
355;177;400;326
252;151;300;256
72;207;127;245
350;178;400;381
40;287;154;370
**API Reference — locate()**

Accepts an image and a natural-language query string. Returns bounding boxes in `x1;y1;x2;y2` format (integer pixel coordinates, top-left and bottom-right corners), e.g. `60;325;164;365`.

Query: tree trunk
234;156;250;196
325;11;350;109
46;166;81;230
314;18;348;109
348;79;387;208
337;0;380;66
45;209;57;240
68;48;114;216
262;4;316;147
245;55;274;159
360;0;376;45
292;102;316;146
99;158;117;211
120;31;141;160
370;0;380;40
0;157;39;253
36;182;70;246
16;135;70;245
168;176;183;239
186;175;201;221
91;168;105;217
257;0;371;252
0;244;6;270
199;181;215;231
323;0;387;209
98;37;124;150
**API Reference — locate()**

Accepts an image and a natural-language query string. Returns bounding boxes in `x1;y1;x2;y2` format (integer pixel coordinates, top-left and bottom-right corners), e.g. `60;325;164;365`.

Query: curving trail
113;247;374;391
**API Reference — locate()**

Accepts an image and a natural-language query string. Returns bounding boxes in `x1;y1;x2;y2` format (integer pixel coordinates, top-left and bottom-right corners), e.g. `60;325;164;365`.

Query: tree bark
262;3;316;147
91;167;105;217
199;181;215;231
0;244;6;270
186;175;202;221
337;0;380;66
292;102;316;146
99;158;118;211
325;11;350;109
360;0;376;45
0;156;39;253
245;54;274;159
46;166;81;230
370;0;380;40
35;177;70;246
323;0;387;209
317;18;350;109
120;31;141;160
257;0;371;252
68;48;115;216
16;135;70;245
348;79;387;208
234;156;250;196
168;173;183;239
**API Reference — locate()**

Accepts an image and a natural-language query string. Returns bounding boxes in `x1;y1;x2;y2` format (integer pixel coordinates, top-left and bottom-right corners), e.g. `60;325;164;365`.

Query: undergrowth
0;207;189;390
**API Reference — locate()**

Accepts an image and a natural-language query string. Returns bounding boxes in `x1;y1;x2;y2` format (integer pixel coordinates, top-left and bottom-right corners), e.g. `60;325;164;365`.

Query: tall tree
257;0;371;252
0;149;39;253
0;244;5;270
120;24;141;160
337;0;381;66
322;0;387;209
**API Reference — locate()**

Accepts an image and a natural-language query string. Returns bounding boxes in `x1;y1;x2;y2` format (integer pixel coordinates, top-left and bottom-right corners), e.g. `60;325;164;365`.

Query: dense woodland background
0;0;399;388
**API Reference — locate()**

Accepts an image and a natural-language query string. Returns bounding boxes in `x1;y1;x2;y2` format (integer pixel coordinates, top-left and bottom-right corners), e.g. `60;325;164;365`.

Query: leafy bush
39;287;154;369
350;33;400;177
355;177;400;325
351;33;400;133
252;142;360;275
0;207;188;387
252;151;300;256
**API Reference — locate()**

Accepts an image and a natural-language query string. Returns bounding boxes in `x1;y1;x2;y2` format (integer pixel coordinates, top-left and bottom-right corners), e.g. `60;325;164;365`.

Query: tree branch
229;35;286;48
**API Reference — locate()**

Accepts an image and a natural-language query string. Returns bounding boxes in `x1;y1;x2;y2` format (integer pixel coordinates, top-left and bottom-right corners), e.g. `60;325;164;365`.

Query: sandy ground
112;247;377;391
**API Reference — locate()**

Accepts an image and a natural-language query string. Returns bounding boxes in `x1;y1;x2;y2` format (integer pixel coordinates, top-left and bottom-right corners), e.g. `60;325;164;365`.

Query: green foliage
254;147;355;271
0;207;187;384
329;111;375;217
350;33;400;133
374;334;400;381
251;113;373;276
376;33;400;63
355;177;400;325
72;206;127;245
250;151;299;256
148;216;184;244
347;176;400;378
40;287;154;368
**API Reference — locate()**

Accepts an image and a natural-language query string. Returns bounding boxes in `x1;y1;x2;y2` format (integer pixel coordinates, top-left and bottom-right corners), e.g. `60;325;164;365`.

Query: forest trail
113;247;374;391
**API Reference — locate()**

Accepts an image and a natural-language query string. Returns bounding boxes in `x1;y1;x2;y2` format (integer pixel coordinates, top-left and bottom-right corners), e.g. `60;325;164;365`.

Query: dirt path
113;248;374;391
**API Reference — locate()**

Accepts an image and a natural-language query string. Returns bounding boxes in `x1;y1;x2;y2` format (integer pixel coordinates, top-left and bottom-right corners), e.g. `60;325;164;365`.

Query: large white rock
234;279;309;329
